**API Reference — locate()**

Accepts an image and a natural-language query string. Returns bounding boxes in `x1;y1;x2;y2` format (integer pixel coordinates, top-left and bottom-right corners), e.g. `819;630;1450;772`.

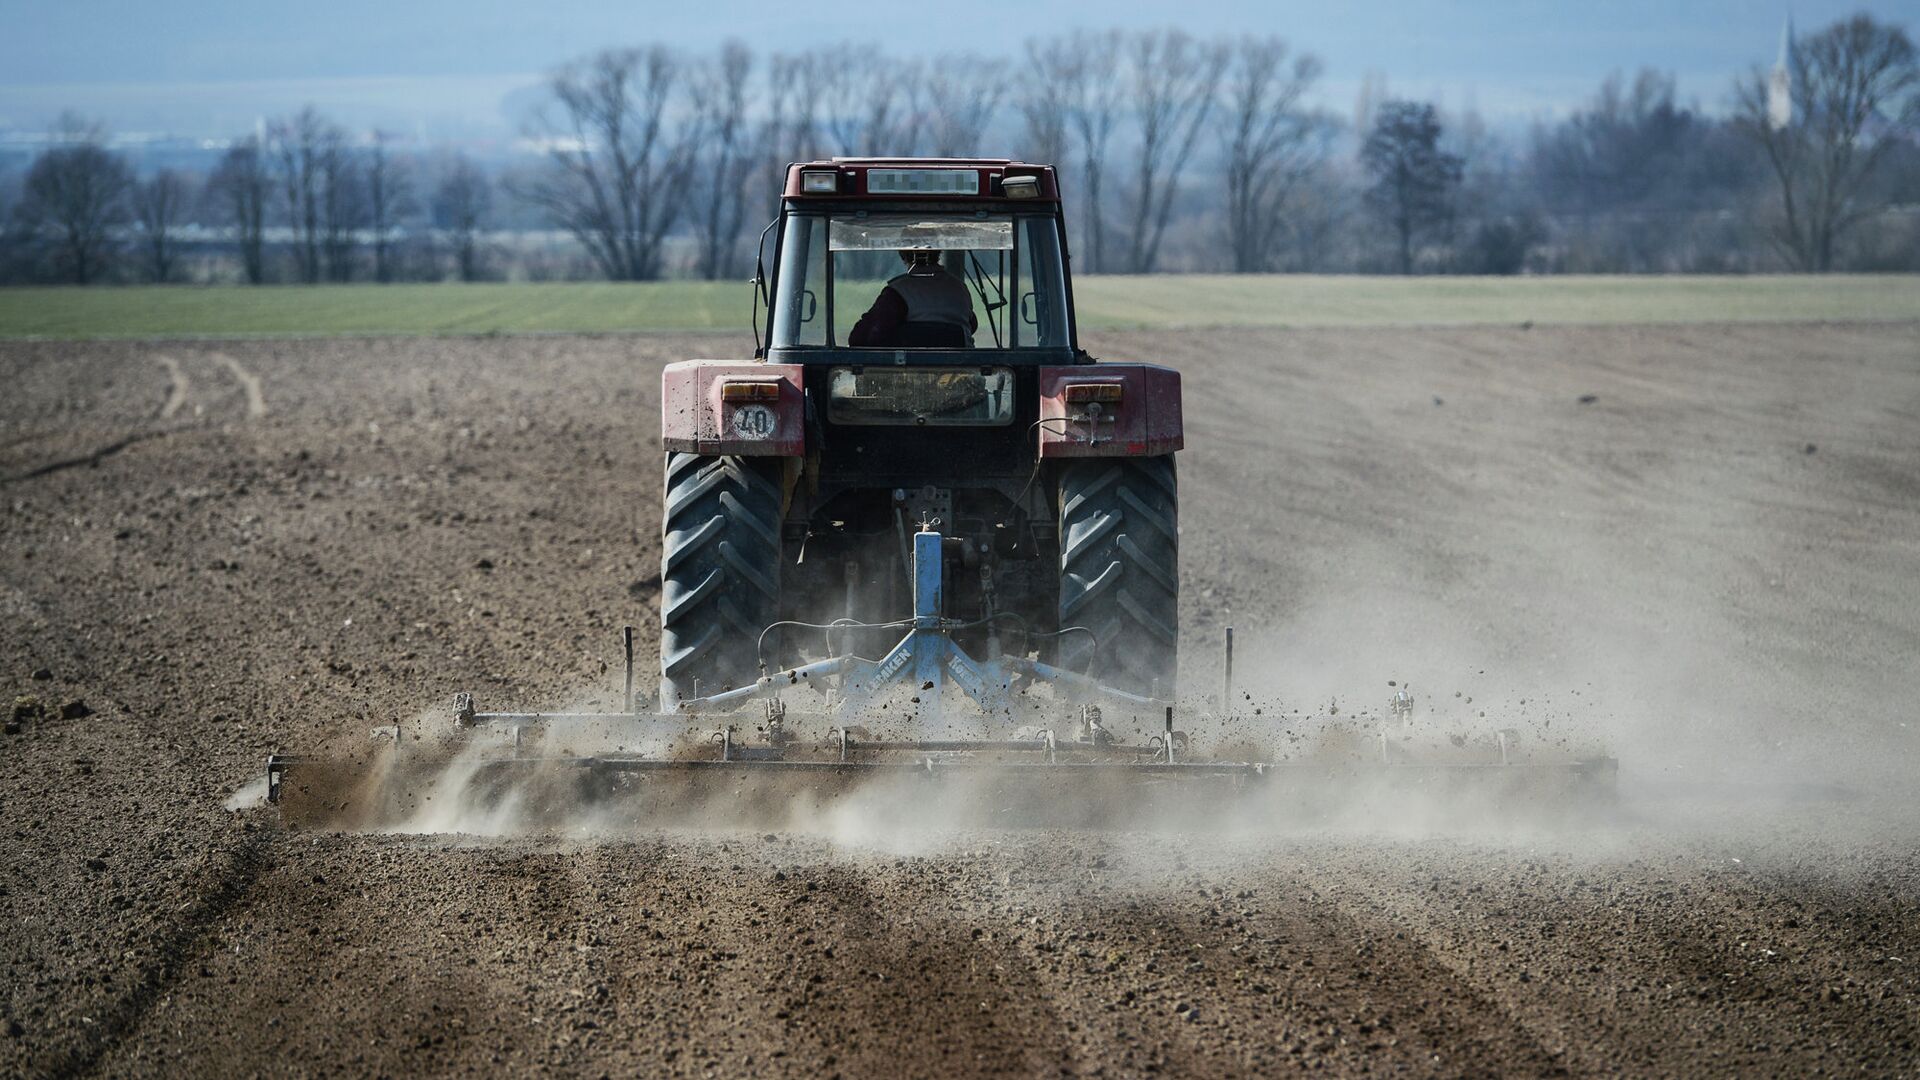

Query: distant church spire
1768;16;1795;130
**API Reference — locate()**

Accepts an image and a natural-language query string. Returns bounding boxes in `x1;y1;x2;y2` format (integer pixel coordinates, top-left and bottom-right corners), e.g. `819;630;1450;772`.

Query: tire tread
1057;456;1178;694
660;453;782;702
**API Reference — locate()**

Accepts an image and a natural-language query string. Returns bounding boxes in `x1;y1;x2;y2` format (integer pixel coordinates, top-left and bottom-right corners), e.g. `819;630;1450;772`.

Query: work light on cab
1001;174;1041;198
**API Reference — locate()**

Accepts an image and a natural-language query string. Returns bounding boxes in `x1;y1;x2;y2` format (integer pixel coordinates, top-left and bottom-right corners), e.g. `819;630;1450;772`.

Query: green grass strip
1;275;1914;340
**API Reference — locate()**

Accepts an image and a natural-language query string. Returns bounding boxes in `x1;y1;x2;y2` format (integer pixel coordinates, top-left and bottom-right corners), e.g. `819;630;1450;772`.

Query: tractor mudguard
1037;364;1183;458
661;361;806;456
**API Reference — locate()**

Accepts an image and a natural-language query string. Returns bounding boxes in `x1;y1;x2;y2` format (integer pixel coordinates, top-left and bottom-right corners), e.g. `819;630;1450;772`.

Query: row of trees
1333;14;1918;275
2;113;495;285
514;31;1339;280
2;15;1914;284
503;16;1919;279
203;111;497;285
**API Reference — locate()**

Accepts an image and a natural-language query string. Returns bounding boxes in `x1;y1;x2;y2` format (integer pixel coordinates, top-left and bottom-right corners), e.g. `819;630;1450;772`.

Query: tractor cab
761;160;1081;363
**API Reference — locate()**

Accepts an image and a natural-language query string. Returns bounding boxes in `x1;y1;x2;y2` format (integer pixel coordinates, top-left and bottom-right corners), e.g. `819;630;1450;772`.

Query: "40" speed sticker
730;404;777;439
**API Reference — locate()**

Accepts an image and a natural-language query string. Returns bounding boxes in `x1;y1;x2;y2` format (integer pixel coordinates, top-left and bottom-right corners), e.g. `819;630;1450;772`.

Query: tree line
1;14;1914;285
0;112;496;286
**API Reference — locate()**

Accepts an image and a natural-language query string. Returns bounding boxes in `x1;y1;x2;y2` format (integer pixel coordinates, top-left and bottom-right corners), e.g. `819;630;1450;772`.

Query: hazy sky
1;0;1904;141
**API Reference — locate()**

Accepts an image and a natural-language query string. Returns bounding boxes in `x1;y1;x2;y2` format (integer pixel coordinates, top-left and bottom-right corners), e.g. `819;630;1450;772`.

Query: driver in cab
849;249;977;348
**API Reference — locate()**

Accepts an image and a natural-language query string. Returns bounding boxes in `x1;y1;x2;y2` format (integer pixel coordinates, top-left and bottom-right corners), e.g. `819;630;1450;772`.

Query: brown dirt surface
3;324;1918;1077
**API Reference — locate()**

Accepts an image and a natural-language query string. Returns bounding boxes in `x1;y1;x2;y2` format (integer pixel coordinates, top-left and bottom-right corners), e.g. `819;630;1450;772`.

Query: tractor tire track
2;352;255;484
213;354;267;418
155;356;190;420
0;429;169;485
1;353;193;484
35;832;273;1080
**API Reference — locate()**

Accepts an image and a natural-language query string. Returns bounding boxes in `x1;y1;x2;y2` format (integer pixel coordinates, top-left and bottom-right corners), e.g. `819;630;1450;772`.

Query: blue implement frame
670;527;1157;721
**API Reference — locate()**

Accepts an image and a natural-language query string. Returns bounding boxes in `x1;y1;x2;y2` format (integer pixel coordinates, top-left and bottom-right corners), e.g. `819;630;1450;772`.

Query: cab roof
783;158;1060;202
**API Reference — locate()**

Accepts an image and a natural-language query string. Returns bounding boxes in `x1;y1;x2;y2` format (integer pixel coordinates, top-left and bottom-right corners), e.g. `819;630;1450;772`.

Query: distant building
1767;18;1795;130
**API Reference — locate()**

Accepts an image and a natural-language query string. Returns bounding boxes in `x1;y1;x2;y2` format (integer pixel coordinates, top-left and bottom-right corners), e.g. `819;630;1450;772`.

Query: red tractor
659;160;1183;708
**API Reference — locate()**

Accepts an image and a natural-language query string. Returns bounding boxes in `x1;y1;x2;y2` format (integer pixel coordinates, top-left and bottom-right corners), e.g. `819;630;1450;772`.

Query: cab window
769;213;1070;350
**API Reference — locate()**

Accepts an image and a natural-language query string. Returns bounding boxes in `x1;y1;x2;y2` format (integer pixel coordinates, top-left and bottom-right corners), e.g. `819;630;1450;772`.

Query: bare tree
922;57;1008;157
1121;30;1226;273
0;166;17;283
1524;69;1766;272
731;50;823;262
12;115;132;284
1361;100;1463;274
766;51;823;162
434;155;491;282
1535;70;1701;213
736;52;803;249
1275;161;1353;272
517;47;696;281
1065;30;1124;272
815;48;917;155
813;46;867;155
1219;37;1327;272
132;169;189;282
1018;37;1074;168
271;107;340;283
887;58;931;156
690;40;756;280
1735;14;1920;271
365;131;413;282
319;135;361;281
209;137;271;284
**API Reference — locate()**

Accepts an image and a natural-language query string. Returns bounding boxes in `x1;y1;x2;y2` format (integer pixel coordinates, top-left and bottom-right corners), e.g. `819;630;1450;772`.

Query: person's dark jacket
850;268;977;347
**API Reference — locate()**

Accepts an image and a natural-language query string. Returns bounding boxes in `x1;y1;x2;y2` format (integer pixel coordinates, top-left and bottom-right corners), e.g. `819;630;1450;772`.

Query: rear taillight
720;380;781;402
1063;382;1123;404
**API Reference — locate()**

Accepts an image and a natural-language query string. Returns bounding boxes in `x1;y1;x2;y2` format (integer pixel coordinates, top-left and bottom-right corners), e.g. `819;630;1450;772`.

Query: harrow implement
264;524;1614;830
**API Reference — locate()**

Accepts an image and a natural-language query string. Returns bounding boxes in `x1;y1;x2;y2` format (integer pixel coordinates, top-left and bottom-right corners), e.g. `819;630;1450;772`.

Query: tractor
659;159;1182;709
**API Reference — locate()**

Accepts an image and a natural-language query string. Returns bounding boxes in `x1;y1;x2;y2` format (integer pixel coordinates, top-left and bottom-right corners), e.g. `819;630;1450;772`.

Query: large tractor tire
1056;455;1179;697
659;452;783;706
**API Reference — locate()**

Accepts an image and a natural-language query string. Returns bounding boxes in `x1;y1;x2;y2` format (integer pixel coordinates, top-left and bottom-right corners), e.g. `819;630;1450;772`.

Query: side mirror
751;217;777;358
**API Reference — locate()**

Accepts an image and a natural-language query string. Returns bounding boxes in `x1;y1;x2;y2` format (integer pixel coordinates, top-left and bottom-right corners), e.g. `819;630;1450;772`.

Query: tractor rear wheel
1056;455;1179;697
659;453;783;706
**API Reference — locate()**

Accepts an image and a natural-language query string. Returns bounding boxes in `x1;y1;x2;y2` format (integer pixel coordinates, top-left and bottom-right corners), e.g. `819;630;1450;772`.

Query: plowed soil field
3;323;1917;1076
